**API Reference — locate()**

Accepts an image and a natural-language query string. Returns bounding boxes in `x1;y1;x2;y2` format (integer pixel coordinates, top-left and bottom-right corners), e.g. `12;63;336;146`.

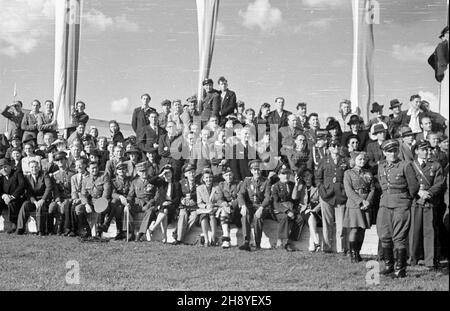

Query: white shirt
407;108;421;133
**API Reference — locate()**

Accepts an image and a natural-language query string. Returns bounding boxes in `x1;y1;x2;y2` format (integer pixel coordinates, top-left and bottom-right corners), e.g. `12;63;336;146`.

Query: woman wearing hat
196;168;221;246
341;115;370;151
325;118;343;143
366;102;388;133
343;152;375;263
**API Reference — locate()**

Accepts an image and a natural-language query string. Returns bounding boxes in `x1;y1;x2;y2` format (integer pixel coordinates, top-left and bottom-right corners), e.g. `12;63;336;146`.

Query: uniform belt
356;189;369;195
385;189;408;194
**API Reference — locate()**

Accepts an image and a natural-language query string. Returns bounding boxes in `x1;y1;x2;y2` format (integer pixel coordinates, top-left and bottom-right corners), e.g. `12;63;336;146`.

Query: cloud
216;21;226;36
111;98;133;114
392;43;435;62
0;0;54;57
308;17;334;29
302;0;346;7
239;0;282;32
84;9;139;32
418;91;439;112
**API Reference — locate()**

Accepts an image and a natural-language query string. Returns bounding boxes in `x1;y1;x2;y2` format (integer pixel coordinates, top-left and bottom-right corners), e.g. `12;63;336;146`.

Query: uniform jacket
284;148;310;173
343;168;375;210
308;146;327;170
127;177;156;206
80;173;111;204
411;159;445;205
180;179;197;208
315;154;349;205
366;141;385;175
25;172;53;201
125;160;139;180
216;180;241;208
237;176;271;210
272;180;296;213
71;172;89;201
52;169;75;201
111;176;131;201
378;159;419;208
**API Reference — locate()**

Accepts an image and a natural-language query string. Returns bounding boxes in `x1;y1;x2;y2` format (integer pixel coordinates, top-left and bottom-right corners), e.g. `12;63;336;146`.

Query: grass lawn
0;233;448;291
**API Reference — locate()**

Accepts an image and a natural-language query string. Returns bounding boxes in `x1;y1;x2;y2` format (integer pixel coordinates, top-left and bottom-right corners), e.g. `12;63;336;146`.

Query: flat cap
381;139;400;152
399;126;414;137
248;159;262;169
389;99;402;109
202;78;214;86
183;164;196;174
159;164;173;174
125;146;141;154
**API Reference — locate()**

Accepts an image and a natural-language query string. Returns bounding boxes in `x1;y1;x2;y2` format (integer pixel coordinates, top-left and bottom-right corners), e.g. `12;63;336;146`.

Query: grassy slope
0;234;448;291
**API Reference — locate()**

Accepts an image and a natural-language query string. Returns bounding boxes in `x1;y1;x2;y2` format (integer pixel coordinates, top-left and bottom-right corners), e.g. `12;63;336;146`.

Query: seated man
69;157;89;236
237;160;271;251
110;162;130;240
216;166;241;248
0;158;25;234
16;160;53;235
48;151;75;235
271;167;300;252
173;164;199;245
77;161;113;238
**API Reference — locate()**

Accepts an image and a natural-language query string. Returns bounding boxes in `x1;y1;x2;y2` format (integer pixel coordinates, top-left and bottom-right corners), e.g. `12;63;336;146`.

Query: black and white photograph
0;0;448;294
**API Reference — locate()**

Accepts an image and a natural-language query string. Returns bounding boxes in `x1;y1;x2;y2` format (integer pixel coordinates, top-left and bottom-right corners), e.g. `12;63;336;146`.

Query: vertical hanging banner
196;0;220;101
54;0;82;130
350;0;376;123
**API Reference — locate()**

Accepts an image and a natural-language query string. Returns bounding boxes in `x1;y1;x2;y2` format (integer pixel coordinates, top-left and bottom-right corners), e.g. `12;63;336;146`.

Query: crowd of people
0;75;449;279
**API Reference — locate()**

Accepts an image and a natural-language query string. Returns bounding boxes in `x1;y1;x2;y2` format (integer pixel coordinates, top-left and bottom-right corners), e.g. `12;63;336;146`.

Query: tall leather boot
394;248;407;278
349;242;356;263
114;216;125;240
77;214;91;238
380;247;395;275
355;240;363;262
56;214;64;235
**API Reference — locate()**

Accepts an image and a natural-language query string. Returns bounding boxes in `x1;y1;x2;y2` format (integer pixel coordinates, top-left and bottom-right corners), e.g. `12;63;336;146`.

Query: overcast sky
0;0;447;124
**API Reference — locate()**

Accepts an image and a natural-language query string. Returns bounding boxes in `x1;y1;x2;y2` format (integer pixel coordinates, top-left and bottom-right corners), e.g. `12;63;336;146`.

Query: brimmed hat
389;99;402;109
248;159;262;170
325;120;340;131
345;134;360;146
22;133;36;145
183;164;195;174
54;151;68;161
347;115;363;125
381;139;400;152
0;158;11;167
370;102;384;113
399;126;414;137
202;78;213;86
125;146;141;155
159;164;173;175
372;123;386;135
161;99;171;106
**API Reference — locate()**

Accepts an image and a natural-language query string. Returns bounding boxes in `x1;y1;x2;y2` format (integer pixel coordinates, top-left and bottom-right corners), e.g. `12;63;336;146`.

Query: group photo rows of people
0;75;449;279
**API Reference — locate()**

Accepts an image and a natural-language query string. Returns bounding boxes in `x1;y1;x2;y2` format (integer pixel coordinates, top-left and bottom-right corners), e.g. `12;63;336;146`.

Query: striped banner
350;0;375;123
196;0;220;101
54;0;82;130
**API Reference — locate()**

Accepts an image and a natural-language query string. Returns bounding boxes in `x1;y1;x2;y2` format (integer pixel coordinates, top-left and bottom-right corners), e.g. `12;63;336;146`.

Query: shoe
285;244;298;252
16;228;25;235
69;231;76;237
126;233;135;241
135;232;144;242
239;243;251;251
314;243;321;252
7;225;17;234
172;240;183;245
255;243;261;251
199;235;205;246
222;241;231;249
114;231;125;241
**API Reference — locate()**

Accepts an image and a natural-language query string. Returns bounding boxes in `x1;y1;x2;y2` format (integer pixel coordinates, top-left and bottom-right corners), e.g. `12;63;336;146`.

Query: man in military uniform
271;167;300;252
48;151;75;235
70;157;89;236
377;139;419;278
77;161;113;238
315;140;349;254
237;160;271;251
126;161;157;241
172;164;198;245
216;166;241;249
410;140;445;269
110;162;131;240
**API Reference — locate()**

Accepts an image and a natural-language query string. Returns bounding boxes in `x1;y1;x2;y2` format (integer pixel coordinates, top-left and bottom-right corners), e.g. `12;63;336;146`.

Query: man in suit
237;160;271;251
415;116;433;142
279;114;303;151
268;97;291;129
21;99;42;144
48;151;75;235
138;110;166;151
158;121;183;180
158;99;171;129
402;94;425;135
387;99;408;139
37;100;58;146
124;146;141;180
69;157;88;236
341;115;370;151
294;102;309;130
410;140;445;270
217;76;237;126
132;93;155;144
191;128;213;182
0;158;25;233
229;126;256;181
16;160;53;235
105;145;125;179
398;126;415;162
315;140;349;254
366;102;389;133
199;79;220;127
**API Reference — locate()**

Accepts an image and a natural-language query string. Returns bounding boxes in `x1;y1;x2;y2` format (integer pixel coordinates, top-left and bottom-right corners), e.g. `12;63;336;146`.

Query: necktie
421;160;426;168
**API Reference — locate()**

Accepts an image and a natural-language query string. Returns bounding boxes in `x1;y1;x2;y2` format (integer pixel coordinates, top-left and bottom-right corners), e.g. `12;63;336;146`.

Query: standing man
403;94;424;135
37;100;58;146
158;99;171;130
315;140;349;254
21;100;42;144
199;79;220;127
410;140;444;270
132;94;155;145
367;124;387;175
295;102;309;130
48;151;75;235
217;76;237;126
279;114;302;150
2;100;24;140
0;158;25;234
237;160;271;251
304;113;320;146
109;162;130;240
387;99;407;139
398;126;415;162
16;160;53;235
377;140;419;278
268;97;291;129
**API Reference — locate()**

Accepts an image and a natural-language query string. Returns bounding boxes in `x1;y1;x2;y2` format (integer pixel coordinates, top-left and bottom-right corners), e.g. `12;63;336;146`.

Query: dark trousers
109;199;125;233
17;201;49;233
48;199;72;234
376;206;410;250
0;199;23;226
275;212;305;240
241;207;270;246
410;202;437;266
